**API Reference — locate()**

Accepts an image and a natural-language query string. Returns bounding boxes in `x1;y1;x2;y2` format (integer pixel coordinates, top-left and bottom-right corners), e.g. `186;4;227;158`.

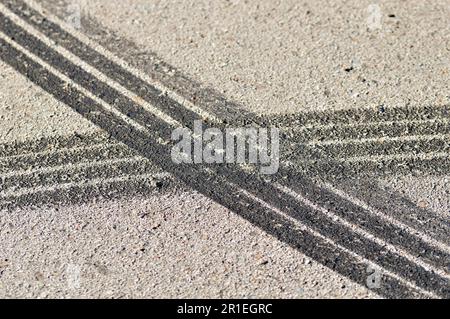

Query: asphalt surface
0;0;449;298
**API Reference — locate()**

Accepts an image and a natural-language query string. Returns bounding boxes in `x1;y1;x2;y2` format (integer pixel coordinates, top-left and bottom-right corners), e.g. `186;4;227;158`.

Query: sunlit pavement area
0;0;449;298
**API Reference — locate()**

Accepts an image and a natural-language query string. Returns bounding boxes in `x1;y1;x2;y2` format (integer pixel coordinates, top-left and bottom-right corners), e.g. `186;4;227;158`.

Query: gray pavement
0;0;449;298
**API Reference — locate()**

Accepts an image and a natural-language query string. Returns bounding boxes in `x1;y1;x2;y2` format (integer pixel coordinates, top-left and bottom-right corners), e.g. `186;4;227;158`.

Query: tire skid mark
0;172;173;210
0;141;131;174
0;36;444;299
0;156;149;195
0;11;179;137
290;152;450;170
0;131;110;158
329;178;450;247
297;120;450;145
300;136;449;160
0;0;206;126
269;105;450;129
1;0;448;296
